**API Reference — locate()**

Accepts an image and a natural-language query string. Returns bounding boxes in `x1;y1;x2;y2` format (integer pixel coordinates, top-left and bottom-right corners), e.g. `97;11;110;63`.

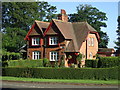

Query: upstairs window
32;51;41;60
88;37;94;46
32;37;40;46
49;36;58;45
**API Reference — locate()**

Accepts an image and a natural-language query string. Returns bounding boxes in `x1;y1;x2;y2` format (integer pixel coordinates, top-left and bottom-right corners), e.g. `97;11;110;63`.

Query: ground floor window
50;51;59;61
32;51;41;60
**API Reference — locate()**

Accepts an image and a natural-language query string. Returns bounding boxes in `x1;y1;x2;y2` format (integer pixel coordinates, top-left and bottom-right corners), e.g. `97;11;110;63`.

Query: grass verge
1;76;118;85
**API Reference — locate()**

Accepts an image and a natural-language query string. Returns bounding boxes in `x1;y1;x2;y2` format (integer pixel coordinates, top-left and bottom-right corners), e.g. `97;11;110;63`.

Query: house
24;9;100;67
97;48;115;57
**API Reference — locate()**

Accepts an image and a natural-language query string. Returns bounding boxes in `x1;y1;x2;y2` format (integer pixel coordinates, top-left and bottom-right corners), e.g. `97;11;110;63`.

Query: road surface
1;80;119;90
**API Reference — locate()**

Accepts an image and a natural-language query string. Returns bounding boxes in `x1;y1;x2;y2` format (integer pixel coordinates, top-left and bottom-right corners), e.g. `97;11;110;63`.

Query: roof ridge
35;20;49;24
52;19;71;24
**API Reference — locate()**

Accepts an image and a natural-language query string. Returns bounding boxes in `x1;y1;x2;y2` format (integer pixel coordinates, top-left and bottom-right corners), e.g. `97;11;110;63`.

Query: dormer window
32;37;40;46
49;36;58;45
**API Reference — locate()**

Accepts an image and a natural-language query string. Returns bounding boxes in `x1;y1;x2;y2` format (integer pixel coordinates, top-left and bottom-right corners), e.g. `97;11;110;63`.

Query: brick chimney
58;9;68;22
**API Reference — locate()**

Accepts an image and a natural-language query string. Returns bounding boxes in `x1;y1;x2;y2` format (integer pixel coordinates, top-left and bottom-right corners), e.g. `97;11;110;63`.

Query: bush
7;59;43;67
85;59;98;68
98;57;120;68
2;67;119;80
43;58;50;67
85;57;120;68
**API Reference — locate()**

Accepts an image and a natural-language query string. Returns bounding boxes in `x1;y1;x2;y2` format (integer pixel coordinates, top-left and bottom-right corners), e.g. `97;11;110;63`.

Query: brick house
25;9;100;67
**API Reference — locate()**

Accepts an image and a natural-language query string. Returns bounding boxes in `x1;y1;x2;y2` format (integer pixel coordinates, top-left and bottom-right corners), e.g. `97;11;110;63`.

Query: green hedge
2;67;119;80
85;59;98;68
85;57;120;68
98;57;120;68
7;59;43;67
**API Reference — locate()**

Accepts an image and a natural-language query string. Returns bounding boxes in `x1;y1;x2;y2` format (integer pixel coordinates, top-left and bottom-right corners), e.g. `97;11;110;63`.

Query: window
32;51;41;60
88;37;94;46
32;37;40;46
89;52;93;59
91;38;94;46
50;51;59;61
49;36;58;45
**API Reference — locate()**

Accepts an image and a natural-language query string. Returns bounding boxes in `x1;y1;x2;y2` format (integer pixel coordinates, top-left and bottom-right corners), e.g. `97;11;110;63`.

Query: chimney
58;9;68;22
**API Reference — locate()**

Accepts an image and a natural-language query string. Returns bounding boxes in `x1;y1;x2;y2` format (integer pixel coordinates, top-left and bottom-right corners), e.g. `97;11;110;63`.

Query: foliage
43;58;50;67
68;4;109;48
59;55;65;67
2;67;119;80
6;59;43;68
85;57;120;68
114;16;120;54
68;55;72;59
2;2;57;30
97;57;120;68
85;59;98;68
2;27;27;52
2;2;57;52
2;50;21;61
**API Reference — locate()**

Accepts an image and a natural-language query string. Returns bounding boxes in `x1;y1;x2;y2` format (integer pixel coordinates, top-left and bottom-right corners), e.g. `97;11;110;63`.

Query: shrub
85;59;98;68
2;67;119;80
98;57;120;68
85;57;120;68
7;59;43;67
43;58;50;67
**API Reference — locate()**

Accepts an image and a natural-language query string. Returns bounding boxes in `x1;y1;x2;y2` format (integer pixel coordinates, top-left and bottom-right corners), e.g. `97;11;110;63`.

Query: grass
1;76;118;85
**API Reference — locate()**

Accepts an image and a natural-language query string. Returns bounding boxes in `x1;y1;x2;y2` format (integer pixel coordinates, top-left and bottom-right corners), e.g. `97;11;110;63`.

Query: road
1;80;119;90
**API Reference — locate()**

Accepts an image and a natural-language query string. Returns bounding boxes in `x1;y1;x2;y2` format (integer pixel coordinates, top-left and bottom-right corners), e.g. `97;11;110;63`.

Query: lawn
1;76;118;85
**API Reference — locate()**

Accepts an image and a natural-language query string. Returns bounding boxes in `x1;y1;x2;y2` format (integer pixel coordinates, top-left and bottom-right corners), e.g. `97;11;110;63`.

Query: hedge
85;59;98;68
2;67;119;80
7;59;43;67
85;57;120;68
98;57;120;68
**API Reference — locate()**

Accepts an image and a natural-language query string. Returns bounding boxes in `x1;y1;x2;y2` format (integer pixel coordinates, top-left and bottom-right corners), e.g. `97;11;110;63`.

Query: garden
1;51;120;81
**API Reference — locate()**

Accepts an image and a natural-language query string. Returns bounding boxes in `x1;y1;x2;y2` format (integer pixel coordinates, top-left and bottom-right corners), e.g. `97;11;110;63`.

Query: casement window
88;37;94;46
88;38;91;46
32;51;41;60
49;36;58;45
32;37;40;46
50;51;59;61
91;38;94;46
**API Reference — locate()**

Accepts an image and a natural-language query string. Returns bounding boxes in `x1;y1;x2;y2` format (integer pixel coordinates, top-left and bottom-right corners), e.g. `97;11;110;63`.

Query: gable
29;24;42;36
45;22;59;35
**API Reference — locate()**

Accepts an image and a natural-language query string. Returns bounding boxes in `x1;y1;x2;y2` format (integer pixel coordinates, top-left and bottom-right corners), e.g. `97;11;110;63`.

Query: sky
48;2;118;49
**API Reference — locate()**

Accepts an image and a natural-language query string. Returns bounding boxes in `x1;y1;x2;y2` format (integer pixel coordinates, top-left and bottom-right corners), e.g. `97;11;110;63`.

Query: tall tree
2;2;57;30
2;2;57;52
69;4;109;48
115;16;120;54
2;27;27;52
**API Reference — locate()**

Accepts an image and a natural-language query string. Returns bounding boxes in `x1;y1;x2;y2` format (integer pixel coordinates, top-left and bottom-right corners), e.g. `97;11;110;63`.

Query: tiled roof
32;19;98;52
35;20;49;34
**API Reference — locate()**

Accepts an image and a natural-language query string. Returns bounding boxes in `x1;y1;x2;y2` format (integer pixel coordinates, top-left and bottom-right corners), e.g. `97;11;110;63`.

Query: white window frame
91;38;94;46
49;36;58;45
88;38;91;46
32;37;40;46
50;51;59;61
88;37;94;46
32;51;41;60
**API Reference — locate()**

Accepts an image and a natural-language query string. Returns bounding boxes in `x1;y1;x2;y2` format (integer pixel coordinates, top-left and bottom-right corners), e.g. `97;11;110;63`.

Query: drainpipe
86;40;87;59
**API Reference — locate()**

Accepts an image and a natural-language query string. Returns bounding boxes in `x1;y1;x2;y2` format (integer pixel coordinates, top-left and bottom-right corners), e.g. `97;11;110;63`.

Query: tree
68;4;109;48
2;2;57;52
2;27;27;52
2;2;57;30
115;16;120;54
